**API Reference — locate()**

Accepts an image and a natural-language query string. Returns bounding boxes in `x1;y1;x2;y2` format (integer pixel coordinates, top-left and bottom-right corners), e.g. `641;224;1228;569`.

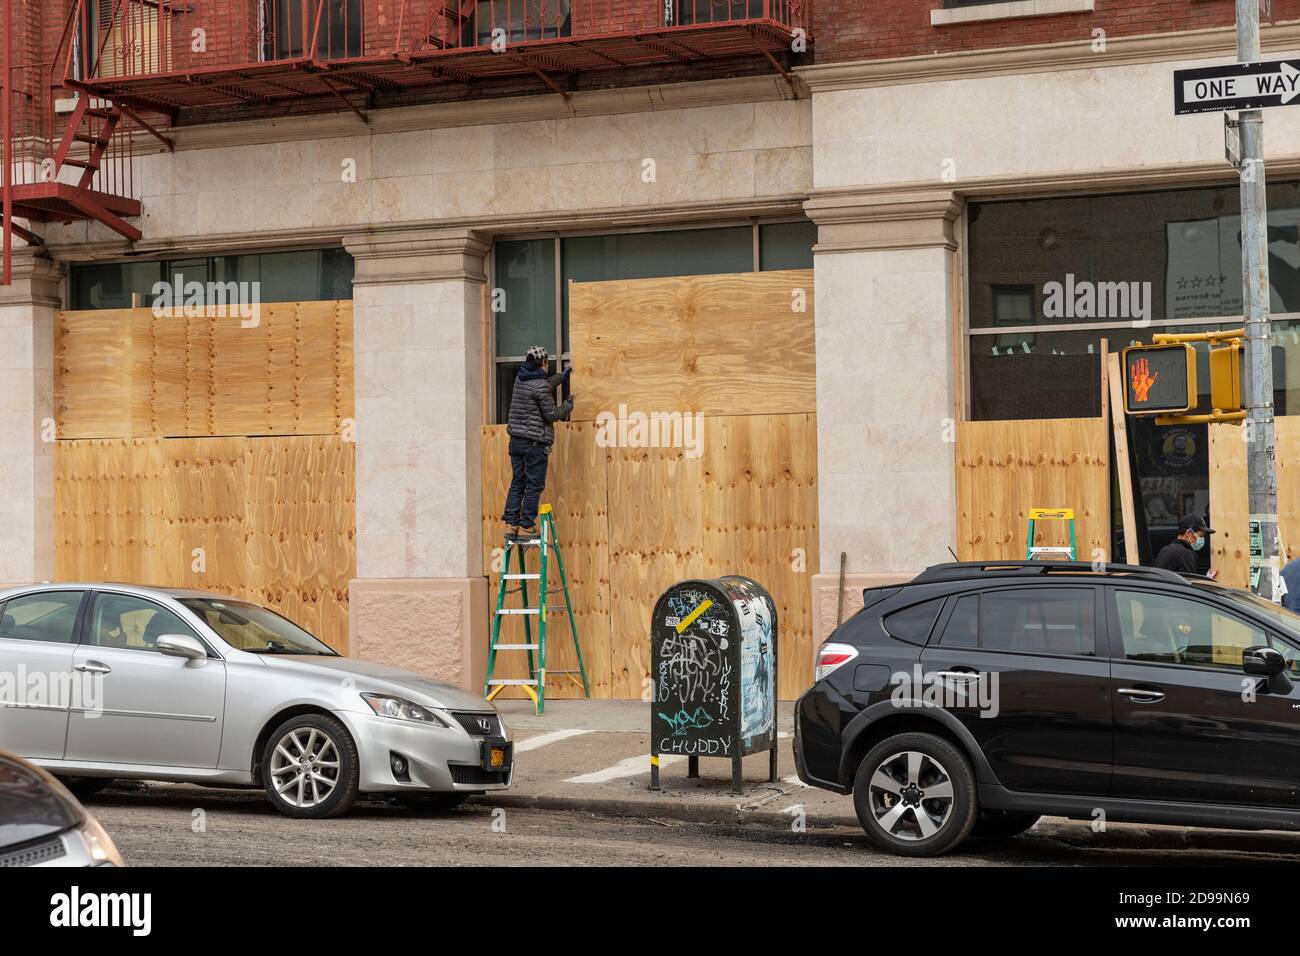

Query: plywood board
54;436;356;653
955;419;1110;562
56;302;354;439
1208;422;1251;589
567;269;815;420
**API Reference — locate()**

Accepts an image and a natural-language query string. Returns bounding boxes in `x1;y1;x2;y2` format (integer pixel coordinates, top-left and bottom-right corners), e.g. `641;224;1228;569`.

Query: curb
467;791;861;830
468;792;1300;855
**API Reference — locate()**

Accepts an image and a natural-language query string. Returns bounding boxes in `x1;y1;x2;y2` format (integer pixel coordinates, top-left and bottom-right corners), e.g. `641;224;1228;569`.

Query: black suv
794;561;1300;857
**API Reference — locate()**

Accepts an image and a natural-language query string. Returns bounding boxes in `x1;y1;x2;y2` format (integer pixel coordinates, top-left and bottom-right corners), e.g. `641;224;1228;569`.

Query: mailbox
648;576;778;795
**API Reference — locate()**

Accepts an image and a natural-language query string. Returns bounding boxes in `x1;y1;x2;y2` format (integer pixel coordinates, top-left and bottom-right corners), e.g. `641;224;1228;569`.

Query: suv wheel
261;714;360;819
853;732;977;857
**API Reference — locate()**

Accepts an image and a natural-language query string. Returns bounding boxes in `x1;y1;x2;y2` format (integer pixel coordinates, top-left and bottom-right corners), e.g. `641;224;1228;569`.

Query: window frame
82;590;217;658
0;589;90;646
1103;584;1298;676
929;584;1102;660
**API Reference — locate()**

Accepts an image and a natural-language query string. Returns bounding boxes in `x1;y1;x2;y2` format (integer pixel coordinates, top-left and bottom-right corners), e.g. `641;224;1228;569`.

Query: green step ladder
1025;507;1077;561
484;504;590;715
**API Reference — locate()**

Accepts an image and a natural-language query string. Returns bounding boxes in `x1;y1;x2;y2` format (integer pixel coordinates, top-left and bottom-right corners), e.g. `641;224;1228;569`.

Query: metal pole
3;0;13;286
1237;0;1282;600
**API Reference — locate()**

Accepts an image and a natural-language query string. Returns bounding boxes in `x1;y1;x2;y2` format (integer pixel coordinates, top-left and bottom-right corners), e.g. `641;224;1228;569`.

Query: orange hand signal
1130;356;1159;402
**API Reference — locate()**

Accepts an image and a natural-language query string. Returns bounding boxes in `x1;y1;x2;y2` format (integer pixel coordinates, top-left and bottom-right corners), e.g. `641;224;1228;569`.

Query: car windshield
1196;583;1300;634
180;598;338;656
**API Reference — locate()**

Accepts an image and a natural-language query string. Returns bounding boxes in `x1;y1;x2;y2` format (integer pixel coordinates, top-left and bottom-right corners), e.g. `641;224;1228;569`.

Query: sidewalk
475;699;1300;855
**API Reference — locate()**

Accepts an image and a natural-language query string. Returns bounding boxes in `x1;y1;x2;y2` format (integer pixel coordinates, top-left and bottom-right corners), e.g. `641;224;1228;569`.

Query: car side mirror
156;634;207;661
1243;645;1285;677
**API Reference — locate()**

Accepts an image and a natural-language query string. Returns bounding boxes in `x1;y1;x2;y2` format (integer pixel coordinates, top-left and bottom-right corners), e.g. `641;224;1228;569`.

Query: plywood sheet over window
483;269;818;699
53;302;356;652
1209;418;1300;590
955;419;1111;562
567;269;816;420
55;301;353;439
55;436;355;651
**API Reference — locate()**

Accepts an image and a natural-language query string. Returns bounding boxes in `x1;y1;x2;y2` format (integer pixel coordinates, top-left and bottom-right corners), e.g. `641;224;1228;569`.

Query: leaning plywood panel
567;269;816;420
1278;418;1300;565
955;419;1110;563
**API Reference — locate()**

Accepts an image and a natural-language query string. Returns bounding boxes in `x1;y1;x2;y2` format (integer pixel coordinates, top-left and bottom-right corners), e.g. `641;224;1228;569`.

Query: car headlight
78;813;124;867
361;693;449;726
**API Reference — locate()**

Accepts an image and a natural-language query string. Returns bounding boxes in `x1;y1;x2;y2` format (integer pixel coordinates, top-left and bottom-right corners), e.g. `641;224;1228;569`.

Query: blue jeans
502;437;550;528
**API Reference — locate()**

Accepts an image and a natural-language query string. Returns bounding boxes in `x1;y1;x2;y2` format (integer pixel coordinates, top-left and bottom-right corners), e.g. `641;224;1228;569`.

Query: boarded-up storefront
481;269;818;699
52;302;356;651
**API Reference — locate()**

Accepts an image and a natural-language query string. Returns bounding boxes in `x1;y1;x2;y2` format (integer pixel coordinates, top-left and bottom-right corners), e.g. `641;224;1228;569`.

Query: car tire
261;714;360;819
853;732;978;857
971;810;1039;840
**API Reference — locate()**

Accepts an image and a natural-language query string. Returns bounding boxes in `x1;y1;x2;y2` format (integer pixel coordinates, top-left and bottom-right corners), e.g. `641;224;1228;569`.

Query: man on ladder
501;345;572;539
488;345;588;714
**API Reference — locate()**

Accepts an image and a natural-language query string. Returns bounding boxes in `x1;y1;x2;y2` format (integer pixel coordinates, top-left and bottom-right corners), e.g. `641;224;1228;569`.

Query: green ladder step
484;505;591;715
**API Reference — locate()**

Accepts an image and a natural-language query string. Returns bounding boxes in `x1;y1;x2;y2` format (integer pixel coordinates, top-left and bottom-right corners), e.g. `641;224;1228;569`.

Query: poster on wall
1166;209;1300;320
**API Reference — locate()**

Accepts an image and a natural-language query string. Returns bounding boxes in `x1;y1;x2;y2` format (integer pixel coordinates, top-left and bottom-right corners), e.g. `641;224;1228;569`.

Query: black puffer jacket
506;364;573;445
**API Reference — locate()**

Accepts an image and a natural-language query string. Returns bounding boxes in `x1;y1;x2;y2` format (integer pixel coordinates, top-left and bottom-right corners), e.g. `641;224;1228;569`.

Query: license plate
480;739;511;772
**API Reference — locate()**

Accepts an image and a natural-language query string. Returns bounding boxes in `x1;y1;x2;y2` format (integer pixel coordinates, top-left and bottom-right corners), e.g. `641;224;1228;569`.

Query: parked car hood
259;655;492;712
0;753;82;849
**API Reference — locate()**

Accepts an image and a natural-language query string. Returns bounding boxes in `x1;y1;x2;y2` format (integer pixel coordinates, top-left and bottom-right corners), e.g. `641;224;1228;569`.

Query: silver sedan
0;584;512;818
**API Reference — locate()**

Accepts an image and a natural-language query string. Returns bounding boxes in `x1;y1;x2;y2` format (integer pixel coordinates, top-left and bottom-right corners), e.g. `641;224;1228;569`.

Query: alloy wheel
269;727;342;809
867;750;955;841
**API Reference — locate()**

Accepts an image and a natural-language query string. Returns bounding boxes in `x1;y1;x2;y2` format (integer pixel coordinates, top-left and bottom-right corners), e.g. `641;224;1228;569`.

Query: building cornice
0;252;65;308
344;227;491;285
797;21;1300;93
44;195;809;265
805;189;961;253
135;74;803;155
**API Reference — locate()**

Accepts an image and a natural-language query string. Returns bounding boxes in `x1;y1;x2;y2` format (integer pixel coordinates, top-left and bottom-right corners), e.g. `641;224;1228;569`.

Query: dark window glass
0;592;83;644
464;0;571;44
760;221;816;271
268;0;362;59
671;0;763;24
496;239;556;358
938;594;978;648
71;260;162;310
882;598;945;645
979;588;1095;656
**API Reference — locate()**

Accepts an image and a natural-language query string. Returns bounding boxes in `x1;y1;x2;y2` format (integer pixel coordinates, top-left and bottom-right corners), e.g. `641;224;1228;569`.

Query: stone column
804;189;963;643
343;227;491;691
0;252;61;585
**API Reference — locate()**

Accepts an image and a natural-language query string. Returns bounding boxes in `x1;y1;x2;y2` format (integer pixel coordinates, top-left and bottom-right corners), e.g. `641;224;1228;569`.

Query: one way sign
1175;59;1300;114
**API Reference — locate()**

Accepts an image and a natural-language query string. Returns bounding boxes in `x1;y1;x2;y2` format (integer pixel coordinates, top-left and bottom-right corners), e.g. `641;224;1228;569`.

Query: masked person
1153;515;1217;578
501;345;573;538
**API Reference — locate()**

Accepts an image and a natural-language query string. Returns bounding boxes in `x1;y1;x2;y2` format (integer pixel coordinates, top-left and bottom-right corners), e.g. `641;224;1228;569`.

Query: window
69;248;354;310
670;0;764;26
267;0;362;59
492;222;815;421
1114;590;1270;668
180;598;336;655
463;0;571;45
939;589;1095;656
882;598;945;645
966;182;1300;420
89;593;200;653
0;592;83;644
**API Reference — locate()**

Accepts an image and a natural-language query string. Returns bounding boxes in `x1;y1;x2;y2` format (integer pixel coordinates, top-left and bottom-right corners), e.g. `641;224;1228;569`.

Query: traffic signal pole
1237;0;1283;600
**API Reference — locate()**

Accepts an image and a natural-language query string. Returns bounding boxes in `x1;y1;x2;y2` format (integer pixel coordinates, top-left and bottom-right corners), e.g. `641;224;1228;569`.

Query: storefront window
493;221;814;421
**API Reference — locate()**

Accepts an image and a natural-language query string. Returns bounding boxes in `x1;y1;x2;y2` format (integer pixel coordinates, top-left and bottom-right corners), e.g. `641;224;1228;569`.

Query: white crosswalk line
512;728;593;754
566;753;685;784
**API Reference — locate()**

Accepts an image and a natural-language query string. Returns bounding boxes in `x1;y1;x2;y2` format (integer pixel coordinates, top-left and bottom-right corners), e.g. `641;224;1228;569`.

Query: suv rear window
882;598;945;645
938;588;1095;657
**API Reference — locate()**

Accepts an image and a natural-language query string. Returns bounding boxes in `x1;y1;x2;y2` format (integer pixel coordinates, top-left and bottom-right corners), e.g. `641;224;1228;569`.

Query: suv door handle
1117;686;1164;703
935;670;982;682
74;661;111;675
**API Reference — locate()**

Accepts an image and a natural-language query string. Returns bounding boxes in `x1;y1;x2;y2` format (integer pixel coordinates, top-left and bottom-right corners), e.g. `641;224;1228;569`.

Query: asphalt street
83;783;1300;867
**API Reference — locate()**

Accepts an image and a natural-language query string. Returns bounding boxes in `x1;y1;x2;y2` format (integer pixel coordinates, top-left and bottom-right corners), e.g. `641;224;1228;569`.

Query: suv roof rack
911;560;1186;586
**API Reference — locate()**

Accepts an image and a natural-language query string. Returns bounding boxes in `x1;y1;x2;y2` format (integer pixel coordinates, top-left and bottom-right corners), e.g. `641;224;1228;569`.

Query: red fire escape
3;0;810;285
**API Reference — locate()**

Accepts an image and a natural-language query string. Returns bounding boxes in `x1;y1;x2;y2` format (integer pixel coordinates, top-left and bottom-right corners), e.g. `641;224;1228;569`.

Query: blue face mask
1191;534;1206;552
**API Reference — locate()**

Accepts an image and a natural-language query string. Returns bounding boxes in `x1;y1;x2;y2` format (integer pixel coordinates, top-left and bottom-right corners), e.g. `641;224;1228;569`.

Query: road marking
566;753;685;784
513;728;593;754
